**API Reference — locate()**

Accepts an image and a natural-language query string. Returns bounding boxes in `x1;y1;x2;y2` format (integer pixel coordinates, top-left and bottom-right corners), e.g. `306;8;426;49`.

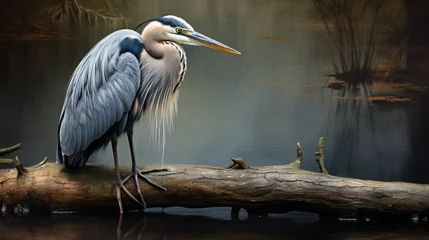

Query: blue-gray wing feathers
56;29;144;171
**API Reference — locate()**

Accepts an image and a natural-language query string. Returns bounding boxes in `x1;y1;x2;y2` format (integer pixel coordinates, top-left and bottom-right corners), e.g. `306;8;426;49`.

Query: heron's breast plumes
138;52;182;150
143;90;179;149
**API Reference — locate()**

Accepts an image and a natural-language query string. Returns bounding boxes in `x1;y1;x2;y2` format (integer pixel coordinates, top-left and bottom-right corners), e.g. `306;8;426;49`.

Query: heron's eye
175;27;182;33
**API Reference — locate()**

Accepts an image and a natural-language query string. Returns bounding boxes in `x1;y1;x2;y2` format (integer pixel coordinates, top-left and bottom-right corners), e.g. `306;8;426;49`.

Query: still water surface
1;210;429;240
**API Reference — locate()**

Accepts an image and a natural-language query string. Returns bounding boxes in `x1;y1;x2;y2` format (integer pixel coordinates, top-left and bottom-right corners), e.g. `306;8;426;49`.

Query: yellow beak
188;31;241;55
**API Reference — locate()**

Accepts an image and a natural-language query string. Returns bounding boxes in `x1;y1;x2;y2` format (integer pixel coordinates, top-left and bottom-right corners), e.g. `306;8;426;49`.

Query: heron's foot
122;167;169;208
115;177;146;214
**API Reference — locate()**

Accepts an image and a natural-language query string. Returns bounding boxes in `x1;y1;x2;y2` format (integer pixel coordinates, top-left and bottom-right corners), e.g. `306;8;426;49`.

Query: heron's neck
142;36;166;59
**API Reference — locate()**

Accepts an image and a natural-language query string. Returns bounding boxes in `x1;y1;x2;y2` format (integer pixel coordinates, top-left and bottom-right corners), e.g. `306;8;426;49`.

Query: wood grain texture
0;160;428;218
1;139;428;221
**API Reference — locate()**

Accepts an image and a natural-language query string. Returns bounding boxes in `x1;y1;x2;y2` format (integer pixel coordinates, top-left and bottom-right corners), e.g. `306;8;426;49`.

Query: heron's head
137;15;241;55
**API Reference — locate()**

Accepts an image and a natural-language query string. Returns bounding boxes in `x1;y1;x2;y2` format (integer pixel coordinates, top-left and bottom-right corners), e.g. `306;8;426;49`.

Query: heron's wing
57;29;144;163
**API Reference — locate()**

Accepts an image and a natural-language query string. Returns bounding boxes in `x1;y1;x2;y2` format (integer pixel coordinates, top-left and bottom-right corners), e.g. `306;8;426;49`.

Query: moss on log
0;138;428;222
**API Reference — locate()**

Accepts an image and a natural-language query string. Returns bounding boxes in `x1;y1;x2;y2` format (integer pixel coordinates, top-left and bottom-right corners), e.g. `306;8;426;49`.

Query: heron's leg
127;128;146;207
122;129;169;208
112;133;144;213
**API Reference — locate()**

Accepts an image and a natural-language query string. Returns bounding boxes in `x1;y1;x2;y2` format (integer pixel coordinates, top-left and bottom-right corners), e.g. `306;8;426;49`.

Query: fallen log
0;137;428;222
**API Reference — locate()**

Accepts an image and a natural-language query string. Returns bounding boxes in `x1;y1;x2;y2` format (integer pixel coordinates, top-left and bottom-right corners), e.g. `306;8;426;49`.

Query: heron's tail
63;151;88;173
56;139;88;172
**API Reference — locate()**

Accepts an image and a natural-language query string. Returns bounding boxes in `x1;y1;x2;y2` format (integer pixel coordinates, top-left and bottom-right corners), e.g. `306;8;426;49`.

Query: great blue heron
56;15;240;213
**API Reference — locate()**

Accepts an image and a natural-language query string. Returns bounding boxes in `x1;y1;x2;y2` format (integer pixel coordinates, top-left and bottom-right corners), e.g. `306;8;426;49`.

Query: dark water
1;0;429;239
1;211;429;240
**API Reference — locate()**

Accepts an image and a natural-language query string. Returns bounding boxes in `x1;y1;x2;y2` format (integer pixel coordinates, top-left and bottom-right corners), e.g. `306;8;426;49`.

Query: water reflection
1;211;428;240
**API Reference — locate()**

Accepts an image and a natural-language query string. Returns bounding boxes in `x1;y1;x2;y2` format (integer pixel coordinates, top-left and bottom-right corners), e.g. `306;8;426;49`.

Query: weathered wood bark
0;138;429;221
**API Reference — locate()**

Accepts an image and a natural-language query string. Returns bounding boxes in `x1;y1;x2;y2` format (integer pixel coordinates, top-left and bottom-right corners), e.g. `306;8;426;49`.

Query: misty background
0;0;428;185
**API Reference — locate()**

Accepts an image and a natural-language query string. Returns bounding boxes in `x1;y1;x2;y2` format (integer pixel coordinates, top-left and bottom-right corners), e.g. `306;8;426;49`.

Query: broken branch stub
285;142;303;169
0;143;22;157
225;157;252;170
0;143;47;178
314;137;329;175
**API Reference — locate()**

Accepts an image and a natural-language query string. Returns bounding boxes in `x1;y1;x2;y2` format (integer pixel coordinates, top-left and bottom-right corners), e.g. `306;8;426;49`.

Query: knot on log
225;157;252;170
